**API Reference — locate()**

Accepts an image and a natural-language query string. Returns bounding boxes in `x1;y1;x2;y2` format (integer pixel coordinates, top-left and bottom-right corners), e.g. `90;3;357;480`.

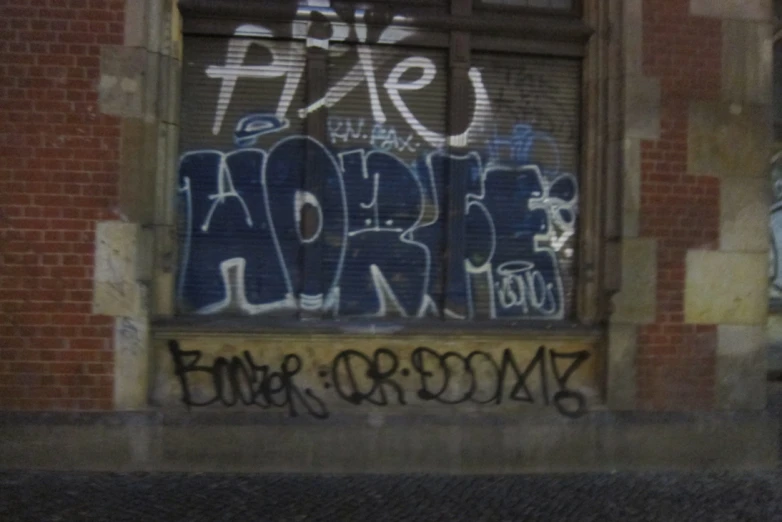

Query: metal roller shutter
465;53;581;321
176;31;580;322
177;35;307;316
324;44;448;318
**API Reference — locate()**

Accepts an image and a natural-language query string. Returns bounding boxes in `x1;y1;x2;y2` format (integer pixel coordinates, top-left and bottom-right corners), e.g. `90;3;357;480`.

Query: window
173;0;606;326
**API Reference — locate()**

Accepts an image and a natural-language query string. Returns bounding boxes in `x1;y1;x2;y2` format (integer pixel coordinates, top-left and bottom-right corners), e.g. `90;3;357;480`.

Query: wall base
0;409;776;473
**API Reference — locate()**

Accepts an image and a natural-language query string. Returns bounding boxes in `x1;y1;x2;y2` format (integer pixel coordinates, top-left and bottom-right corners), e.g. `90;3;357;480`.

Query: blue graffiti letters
177;115;575;320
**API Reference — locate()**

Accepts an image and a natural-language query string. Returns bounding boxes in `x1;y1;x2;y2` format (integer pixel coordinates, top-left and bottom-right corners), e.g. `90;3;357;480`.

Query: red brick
634;0;722;412
0;0;120;412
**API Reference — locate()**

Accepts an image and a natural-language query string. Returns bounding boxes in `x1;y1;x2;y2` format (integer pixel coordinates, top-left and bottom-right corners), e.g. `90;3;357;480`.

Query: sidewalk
2;470;782;521
2;384;781;521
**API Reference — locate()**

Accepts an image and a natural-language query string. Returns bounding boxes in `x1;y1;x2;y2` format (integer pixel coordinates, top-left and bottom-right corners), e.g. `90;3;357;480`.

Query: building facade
0;0;776;471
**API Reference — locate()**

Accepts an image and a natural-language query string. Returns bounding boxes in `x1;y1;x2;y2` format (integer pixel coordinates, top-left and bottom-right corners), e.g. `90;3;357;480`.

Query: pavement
2;470;782;521
1;384;781;521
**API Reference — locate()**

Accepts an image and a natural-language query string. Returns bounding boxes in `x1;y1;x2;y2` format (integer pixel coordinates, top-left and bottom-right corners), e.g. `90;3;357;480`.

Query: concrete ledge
0;410;776;473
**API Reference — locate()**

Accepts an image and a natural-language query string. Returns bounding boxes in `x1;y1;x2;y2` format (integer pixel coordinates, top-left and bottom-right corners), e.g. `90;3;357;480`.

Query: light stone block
685;250;768;325
124;0;148;48
114;316;150;410
623;138;641;237
688;101;772;178
118;119;159;224
151;335;600;416
99;46;146;119
611;238;657;324
720;176;770;251
716;325;766;409
690;0;772;21
623;0;643;76
625;75;661;140
767;313;782;372
93;221;142;317
722;20;773;105
606;323;637;410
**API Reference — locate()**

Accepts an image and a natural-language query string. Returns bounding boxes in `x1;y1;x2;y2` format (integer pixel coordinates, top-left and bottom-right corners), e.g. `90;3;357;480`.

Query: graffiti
207;7;490;148
493;66;577;142
177;122;576;319
328;117;419;153
117;317;144;356
169;340;329;418
178;0;581;321
333;346;590;417
168;341;592;419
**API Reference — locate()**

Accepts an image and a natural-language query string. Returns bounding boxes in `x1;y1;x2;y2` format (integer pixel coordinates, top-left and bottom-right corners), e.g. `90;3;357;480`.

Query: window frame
152;0;621;336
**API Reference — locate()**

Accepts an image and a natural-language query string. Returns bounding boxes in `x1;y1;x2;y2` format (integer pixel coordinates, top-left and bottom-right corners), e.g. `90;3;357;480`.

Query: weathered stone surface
150;335;600;419
623;0;643;76
118;119;159;224
606;323;637;410
767;313;782;373
0;410;776;472
99;46;146;118
688;101;772;178
622;139;641;238
123;0;147;48
684;250;768;325
625;76;661;140
720;176;770;251
716;325;766;409
690;0;771;21
92;222;142;317
722;20;773;105
611;238;657;324
114;316;150;410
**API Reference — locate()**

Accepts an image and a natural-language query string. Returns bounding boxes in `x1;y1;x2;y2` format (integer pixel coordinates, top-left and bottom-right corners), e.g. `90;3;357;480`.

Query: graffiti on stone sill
168;340;591;419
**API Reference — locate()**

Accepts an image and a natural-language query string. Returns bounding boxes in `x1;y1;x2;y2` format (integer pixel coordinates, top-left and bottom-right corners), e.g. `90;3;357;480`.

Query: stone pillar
607;0;661;410
685;0;772;409
94;0;182;410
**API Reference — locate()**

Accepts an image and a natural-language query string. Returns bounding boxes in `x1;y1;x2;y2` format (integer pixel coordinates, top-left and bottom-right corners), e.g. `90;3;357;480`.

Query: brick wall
635;0;723;410
0;0;125;410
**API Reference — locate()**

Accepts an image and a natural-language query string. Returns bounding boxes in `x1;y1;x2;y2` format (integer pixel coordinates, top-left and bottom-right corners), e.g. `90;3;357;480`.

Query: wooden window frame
153;0;622;336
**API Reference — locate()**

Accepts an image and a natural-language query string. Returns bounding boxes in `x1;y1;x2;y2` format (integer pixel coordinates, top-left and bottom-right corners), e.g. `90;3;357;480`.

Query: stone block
99;46;146;119
124;0;148;48
684;250;768;325
158;54;181;125
625;75;661;140
114;316;150;410
151;335;601;419
767;313;782;373
606;323;637;410
141;50;160;122
611;238;657;324
688;101;772;178
166;0;183;60
623;0;643;76
144;0;166;55
716;325;766;409
152;224;177;316
623;138;641;237
720;176;770;251
93;221;143;317
722;20;773;105
690;0;771;21
119;119;159;224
